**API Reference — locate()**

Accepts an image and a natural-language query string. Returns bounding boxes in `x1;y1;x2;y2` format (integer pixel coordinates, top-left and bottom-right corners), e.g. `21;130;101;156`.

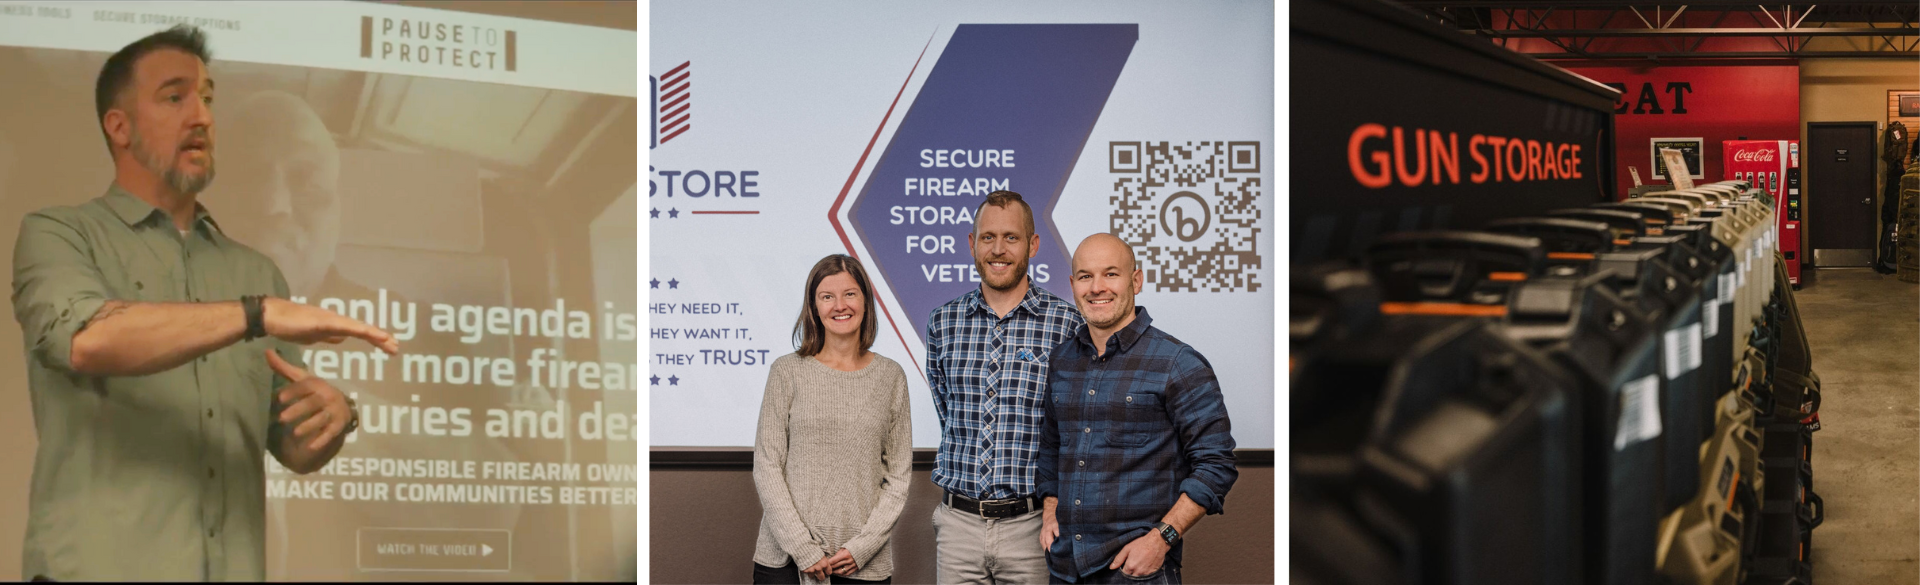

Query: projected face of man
969;202;1037;292
208;91;342;295
119;48;217;198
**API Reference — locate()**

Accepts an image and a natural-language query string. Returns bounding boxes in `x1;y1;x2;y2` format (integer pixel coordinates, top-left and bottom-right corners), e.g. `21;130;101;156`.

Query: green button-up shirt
10;184;307;581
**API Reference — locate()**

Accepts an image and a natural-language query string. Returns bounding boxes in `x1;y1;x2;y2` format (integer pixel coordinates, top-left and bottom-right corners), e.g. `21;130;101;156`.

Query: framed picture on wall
1650;137;1704;180
1900;92;1920;117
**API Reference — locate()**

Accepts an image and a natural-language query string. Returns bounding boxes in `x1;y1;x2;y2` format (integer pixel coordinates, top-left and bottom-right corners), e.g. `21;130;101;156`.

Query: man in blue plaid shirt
925;191;1084;584
1036;234;1238;584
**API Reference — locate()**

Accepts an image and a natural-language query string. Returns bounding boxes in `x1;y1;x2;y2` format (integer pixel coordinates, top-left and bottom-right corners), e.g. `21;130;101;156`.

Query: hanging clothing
1877;122;1909;273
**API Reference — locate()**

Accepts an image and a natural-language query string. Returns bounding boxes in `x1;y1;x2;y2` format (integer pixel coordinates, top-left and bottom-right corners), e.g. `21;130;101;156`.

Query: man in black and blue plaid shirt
925;191;1085;584
1036;233;1238;584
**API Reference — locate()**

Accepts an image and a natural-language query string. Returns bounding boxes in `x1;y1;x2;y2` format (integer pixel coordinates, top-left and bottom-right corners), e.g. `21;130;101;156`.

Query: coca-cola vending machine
1725;139;1802;286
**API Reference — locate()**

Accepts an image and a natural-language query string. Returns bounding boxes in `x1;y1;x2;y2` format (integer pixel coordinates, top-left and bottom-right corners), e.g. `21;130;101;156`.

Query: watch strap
241;295;267;341
1154;522;1180;545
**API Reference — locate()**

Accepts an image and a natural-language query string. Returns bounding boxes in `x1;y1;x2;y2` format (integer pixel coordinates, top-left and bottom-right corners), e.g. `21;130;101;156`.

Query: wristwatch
343;396;360;434
241;295;267;341
1153;522;1180;546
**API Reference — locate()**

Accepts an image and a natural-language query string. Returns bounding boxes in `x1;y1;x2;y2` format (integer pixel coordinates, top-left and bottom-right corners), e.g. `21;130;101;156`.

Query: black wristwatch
343;396;360;434
241;295;267;341
1153;522;1180;546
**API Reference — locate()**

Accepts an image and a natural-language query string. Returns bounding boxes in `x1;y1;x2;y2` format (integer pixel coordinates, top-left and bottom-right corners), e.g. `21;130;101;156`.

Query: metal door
1806;122;1879;266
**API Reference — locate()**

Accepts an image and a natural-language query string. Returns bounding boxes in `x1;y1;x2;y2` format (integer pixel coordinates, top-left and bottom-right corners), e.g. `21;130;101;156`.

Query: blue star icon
668;278;680;289
650;208;660;218
650;278;660;289
668;375;680;386
668;208;680;218
650;374;661;386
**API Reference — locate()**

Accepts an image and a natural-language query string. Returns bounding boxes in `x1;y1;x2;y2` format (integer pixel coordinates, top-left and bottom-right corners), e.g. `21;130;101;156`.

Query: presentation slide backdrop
649;1;1277;450
0;1;634;580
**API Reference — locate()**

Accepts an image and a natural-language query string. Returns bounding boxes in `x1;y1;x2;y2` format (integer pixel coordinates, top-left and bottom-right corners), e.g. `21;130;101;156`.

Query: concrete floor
1795;267;1919;583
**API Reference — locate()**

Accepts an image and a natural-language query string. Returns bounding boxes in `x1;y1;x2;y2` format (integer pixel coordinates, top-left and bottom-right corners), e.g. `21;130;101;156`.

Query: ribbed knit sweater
752;353;912;581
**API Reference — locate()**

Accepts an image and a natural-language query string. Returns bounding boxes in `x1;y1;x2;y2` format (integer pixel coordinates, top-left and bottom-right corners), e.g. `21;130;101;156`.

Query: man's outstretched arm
14;212;397;378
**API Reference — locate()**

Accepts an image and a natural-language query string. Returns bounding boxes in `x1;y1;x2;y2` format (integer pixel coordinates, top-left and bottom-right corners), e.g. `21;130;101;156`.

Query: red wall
1564;66;1801;199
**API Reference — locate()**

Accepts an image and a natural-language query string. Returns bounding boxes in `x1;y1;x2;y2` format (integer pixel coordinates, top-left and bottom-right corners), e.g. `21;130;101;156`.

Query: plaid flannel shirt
1036;307;1238;582
926;284;1084;501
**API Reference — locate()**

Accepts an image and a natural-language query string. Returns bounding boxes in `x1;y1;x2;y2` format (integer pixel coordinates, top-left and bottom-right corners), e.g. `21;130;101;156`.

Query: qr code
1109;141;1263;292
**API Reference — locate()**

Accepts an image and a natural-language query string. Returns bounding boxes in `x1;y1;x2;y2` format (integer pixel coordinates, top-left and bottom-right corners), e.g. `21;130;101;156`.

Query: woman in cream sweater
752;254;912;584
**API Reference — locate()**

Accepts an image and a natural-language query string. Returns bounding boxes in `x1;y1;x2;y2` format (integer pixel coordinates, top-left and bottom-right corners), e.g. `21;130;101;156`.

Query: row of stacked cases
1291;179;1824;585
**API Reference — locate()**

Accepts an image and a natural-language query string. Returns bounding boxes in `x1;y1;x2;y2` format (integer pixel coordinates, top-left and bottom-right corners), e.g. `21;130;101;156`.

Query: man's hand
826;548;858;576
1108;531;1170;578
268;350;354;452
1041;497;1060;551
264;298;400;354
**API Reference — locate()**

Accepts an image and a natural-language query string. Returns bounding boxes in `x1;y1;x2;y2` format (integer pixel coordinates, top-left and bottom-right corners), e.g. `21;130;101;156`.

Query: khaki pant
932;501;1048;584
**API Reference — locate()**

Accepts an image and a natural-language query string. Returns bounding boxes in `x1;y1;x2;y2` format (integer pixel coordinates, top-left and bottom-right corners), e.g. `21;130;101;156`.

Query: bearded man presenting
10;25;399;581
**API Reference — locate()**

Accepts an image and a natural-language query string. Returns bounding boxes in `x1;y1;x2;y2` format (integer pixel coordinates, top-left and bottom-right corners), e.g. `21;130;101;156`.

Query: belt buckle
982;497;1024;518
981;499;1008;518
